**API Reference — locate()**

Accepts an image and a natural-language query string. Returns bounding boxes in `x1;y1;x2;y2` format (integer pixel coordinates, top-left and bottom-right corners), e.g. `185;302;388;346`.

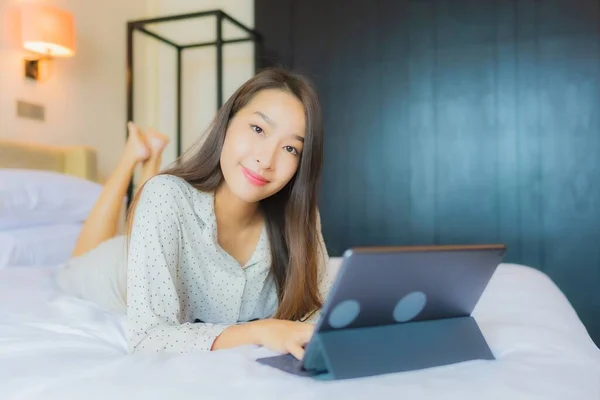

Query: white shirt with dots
127;174;332;354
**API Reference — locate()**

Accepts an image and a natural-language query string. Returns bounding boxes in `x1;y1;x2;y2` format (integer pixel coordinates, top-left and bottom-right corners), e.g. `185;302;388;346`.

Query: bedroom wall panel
256;0;600;346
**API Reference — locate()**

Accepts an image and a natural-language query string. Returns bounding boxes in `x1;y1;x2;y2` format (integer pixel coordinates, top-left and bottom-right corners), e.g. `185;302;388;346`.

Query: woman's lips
241;166;270;186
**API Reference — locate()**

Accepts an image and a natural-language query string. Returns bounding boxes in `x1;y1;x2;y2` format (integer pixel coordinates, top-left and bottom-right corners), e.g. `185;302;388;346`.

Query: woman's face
220;89;306;204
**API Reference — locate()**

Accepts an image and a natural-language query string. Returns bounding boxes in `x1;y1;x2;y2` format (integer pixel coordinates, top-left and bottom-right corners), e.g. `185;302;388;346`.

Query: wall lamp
20;3;76;81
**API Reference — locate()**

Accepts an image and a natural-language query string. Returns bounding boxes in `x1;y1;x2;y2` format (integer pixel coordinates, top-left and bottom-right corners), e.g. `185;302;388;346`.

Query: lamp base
24;59;40;80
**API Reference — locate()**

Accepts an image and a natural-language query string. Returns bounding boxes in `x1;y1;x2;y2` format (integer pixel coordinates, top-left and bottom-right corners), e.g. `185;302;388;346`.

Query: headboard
0;140;98;182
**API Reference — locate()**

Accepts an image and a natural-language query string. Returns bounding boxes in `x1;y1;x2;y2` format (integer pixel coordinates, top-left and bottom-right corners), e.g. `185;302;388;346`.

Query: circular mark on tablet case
393;291;427;322
328;299;361;328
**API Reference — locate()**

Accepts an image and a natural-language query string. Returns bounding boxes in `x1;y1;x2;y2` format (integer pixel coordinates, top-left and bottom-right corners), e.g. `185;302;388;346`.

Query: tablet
258;244;506;376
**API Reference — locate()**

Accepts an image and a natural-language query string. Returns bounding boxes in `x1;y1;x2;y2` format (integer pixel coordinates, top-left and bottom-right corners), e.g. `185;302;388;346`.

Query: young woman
57;68;332;360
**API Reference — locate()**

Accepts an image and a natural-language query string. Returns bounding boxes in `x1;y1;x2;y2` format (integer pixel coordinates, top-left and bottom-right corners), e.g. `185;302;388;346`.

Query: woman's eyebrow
254;111;275;128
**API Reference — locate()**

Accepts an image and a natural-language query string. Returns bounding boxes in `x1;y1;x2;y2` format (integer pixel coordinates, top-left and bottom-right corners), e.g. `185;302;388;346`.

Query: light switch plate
16;100;45;121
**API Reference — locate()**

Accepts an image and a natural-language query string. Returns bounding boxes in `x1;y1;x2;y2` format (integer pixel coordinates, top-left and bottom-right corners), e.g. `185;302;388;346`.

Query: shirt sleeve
303;210;334;324
127;175;232;354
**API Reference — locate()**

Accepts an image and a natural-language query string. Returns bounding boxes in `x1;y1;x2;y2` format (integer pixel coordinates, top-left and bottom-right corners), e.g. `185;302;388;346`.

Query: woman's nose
256;141;277;169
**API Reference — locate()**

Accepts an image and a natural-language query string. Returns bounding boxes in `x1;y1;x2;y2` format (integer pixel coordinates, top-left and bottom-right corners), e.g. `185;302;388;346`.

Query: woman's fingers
287;341;305;360
286;326;315;360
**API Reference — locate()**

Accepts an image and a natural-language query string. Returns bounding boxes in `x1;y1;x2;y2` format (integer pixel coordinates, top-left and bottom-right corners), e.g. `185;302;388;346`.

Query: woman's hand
250;319;315;360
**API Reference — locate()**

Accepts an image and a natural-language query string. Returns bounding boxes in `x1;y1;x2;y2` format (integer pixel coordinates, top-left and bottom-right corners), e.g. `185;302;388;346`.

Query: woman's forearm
210;319;313;359
211;320;263;350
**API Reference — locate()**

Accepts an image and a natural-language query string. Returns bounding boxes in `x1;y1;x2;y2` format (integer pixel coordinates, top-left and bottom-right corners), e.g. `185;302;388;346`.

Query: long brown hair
126;68;325;321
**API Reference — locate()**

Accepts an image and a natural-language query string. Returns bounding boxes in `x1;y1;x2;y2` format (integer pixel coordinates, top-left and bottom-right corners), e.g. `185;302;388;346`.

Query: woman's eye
251;125;263;134
284;145;299;156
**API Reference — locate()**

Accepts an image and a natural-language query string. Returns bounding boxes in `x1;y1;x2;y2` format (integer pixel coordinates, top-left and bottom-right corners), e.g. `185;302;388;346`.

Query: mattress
1;260;599;400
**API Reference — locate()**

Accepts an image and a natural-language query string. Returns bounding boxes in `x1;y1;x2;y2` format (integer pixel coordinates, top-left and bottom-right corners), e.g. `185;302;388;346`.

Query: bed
0;140;99;268
1;141;599;399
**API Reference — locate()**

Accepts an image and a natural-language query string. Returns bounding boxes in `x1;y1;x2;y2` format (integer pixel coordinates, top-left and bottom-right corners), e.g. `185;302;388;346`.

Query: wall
0;0;148;181
256;0;600;346
137;0;255;170
0;0;254;178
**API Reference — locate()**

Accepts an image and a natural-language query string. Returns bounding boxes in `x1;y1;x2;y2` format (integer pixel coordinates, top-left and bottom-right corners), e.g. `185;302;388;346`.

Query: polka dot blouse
127;174;333;354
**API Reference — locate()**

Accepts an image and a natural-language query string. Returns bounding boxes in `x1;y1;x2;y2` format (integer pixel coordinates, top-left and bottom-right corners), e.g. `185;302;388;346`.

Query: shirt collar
195;188;271;267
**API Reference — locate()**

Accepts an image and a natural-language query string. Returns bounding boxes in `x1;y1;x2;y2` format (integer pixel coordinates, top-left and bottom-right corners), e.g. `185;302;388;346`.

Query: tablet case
257;315;494;380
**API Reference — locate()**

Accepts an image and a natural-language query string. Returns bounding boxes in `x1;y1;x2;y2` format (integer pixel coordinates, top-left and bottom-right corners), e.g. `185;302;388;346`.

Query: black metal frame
125;10;261;203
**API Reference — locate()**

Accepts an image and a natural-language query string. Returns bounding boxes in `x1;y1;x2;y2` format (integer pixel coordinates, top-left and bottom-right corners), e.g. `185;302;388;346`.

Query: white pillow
0;223;83;267
0;169;103;230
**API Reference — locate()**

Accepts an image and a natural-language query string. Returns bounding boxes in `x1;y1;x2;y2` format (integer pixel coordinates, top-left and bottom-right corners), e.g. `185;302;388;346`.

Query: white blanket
1;260;599;400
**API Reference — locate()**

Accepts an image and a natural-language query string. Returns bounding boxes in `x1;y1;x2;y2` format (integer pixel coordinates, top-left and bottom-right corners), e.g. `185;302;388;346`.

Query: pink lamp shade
20;4;76;57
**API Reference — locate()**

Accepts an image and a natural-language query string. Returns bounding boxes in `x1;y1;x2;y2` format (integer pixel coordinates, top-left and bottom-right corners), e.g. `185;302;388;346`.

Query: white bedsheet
0;260;599;400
